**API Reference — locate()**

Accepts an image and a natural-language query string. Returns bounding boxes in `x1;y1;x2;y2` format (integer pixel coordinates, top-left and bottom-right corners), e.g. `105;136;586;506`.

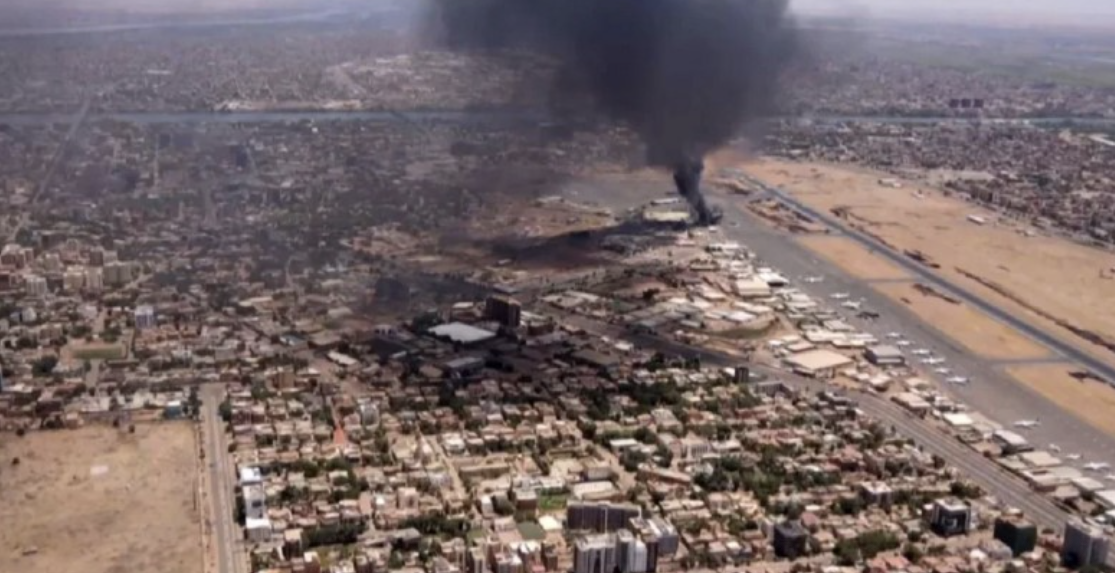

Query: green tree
32;355;58;376
218;400;232;422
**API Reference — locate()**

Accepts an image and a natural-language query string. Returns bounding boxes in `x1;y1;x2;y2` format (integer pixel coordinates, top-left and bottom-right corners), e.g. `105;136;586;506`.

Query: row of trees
833;530;901;566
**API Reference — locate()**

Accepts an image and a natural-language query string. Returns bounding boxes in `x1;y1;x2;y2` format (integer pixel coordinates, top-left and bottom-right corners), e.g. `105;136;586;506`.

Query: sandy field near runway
796;235;913;281
874;282;1052;361
744;157;1115;373
1007;365;1115;437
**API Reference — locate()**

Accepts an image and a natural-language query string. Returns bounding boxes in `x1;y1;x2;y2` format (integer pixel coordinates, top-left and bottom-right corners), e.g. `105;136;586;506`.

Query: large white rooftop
429;322;496;344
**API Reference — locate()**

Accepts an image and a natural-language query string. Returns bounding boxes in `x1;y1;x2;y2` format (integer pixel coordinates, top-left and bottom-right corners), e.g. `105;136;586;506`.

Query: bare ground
1007;365;1115;437
874;282;1051;360
743;158;1115;371
0;424;202;573
796;235;913;281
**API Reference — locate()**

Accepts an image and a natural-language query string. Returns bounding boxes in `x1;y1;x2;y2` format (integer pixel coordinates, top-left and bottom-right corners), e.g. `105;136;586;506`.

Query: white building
242;484;266;520
134;305;156;330
575;534;618;573
618;530;648;573
42;253;62;274
104;261;135;286
24;274;47;297
84;267;104;291
63;267;85;292
245;517;272;542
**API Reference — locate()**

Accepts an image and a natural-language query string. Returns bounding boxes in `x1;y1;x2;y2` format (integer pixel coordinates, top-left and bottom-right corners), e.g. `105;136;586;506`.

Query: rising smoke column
430;0;799;225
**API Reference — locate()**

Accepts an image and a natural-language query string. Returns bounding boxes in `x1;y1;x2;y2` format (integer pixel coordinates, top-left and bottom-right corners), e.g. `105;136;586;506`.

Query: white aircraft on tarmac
804;276;824;284
946;376;970;385
831;293;850;300
1013;419;1041;429
841;301;862;310
1085;462;1111;472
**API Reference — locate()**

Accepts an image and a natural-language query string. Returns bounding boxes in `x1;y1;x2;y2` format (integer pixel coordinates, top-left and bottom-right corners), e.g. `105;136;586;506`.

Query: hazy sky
793;0;1115;24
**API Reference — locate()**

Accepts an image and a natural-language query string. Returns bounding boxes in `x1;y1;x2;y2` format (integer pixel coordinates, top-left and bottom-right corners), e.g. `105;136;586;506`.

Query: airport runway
708;185;1115;475
744;177;1115;386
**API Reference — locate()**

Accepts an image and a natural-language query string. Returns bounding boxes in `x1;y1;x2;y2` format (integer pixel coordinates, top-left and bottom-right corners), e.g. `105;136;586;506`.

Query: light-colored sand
1008;365;1115;437
796;235;912;281
0;424;202;573
745;158;1115;371
876;282;1051;361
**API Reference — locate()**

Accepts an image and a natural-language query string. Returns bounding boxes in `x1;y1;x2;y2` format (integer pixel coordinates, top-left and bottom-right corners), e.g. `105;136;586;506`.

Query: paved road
201;385;245;573
746;177;1115;386
6;96;91;242
708;184;1115;472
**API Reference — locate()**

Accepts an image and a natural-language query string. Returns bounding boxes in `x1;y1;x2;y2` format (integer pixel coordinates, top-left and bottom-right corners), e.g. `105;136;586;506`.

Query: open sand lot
875;282;1051;361
796;235;912;281
745;158;1115;371
0;424;202;573
1008;365;1115;436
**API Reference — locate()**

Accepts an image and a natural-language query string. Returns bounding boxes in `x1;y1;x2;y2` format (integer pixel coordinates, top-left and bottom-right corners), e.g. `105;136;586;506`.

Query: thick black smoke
430;0;799;224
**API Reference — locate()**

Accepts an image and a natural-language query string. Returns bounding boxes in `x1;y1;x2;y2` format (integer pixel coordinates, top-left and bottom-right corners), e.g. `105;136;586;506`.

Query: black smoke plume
429;0;799;225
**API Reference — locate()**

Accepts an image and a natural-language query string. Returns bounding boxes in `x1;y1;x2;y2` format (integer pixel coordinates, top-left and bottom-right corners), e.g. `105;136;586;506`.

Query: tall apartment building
616;530;648;573
63;267;85;292
1062;519;1111;568
24;274;48;297
930;498;972;538
629;517;679;556
84;267;104;291
134;305;157;330
574;534;618;573
567;502;642;533
486;295;522;329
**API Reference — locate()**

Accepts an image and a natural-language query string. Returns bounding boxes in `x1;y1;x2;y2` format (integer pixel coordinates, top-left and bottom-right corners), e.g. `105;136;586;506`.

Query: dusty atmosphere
0;424;202;573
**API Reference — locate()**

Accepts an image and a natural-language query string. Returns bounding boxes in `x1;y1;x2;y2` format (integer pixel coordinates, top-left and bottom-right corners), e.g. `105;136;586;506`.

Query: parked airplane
934;367;951;375
841;301;862;310
1085;462;1111;472
887;332;903;339
1066;454;1083;461
896;340;913;347
1013;419;1040;428
803;276;824;283
946;376;970;385
831;293;850;300
912;349;931;356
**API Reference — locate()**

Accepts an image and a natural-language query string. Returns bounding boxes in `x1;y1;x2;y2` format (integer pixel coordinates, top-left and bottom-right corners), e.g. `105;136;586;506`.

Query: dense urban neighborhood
7;2;1115;573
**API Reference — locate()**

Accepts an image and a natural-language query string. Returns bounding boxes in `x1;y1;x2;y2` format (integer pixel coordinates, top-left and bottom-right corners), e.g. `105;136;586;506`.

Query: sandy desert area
0;424;202;573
